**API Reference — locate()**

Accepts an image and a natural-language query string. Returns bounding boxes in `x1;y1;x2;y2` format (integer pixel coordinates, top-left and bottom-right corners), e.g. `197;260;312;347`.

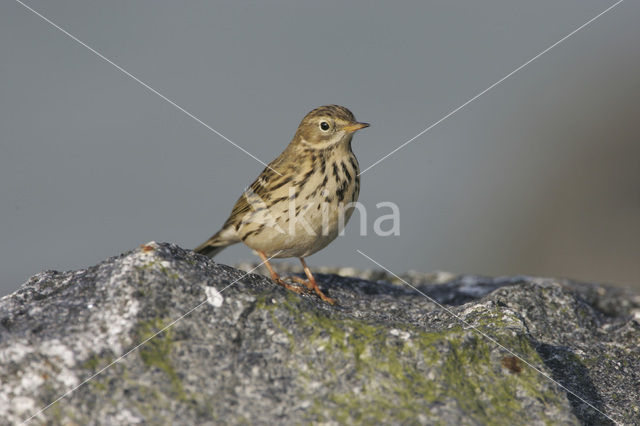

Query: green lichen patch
135;318;183;398
135;259;181;281
260;296;568;424
80;352;116;393
82;352;113;372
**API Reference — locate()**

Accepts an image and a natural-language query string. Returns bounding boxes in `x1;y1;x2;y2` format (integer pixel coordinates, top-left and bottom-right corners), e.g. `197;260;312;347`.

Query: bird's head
294;105;369;150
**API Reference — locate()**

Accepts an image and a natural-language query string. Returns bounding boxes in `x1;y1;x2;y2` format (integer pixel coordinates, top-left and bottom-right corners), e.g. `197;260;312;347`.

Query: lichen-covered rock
0;242;638;425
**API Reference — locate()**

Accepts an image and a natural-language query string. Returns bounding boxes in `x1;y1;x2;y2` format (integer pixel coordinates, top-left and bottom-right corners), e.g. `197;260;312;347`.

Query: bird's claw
287;275;336;305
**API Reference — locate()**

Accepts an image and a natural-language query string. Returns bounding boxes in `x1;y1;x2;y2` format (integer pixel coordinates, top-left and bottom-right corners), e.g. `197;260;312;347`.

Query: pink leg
257;251;305;294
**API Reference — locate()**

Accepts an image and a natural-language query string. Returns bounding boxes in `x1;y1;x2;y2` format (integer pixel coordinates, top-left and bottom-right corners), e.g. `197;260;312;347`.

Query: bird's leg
297;258;336;305
257;251;306;294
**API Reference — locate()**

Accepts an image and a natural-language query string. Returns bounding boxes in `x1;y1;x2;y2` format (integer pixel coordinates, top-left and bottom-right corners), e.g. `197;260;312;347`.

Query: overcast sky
1;0;638;296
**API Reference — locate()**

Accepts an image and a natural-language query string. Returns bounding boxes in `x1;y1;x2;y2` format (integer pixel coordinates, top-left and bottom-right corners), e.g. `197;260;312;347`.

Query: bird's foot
273;277;308;295
288;276;337;305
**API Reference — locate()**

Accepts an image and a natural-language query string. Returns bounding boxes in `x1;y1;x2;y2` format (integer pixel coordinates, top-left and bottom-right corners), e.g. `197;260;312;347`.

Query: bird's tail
194;229;239;258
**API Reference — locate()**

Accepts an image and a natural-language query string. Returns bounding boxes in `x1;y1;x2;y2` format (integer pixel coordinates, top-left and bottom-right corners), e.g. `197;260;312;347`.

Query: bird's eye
320;121;330;131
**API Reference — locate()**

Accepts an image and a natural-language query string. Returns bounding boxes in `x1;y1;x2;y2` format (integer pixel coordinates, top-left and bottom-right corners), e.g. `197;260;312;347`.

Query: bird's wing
222;160;294;229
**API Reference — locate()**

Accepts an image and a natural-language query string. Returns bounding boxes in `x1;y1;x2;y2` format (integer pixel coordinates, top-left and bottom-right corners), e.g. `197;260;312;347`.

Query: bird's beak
343;122;370;133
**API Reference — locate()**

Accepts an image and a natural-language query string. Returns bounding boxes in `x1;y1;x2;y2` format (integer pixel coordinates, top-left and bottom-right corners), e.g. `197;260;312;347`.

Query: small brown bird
195;105;369;304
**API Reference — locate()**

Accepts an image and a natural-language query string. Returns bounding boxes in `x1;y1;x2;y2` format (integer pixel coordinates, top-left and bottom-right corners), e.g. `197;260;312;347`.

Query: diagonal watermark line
356;249;619;425
358;0;624;176
21;251;282;425
13;0;282;176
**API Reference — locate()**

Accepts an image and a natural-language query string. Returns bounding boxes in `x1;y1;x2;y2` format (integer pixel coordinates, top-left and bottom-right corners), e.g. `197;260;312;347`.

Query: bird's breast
237;150;360;258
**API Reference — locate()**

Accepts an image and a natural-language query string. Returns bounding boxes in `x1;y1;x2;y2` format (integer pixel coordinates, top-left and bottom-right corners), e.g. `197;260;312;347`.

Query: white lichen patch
41;339;76;367
0;337;81;421
0;341;34;364
113;408;144;424
389;328;411;340
9;396;37;415
19;371;44;390
205;286;224;307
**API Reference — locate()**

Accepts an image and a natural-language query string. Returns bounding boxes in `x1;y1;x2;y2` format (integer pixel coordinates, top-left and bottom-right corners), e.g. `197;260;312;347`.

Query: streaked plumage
195;105;368;303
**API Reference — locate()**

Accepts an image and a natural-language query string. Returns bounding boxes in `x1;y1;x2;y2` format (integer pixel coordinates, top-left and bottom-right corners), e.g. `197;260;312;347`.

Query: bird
194;105;369;304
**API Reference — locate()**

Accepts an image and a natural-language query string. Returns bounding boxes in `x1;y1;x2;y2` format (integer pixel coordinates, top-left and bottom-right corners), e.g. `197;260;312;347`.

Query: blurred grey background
1;0;638;297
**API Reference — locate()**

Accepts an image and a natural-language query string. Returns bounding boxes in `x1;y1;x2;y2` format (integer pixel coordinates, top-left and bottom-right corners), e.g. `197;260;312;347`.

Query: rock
1;242;638;425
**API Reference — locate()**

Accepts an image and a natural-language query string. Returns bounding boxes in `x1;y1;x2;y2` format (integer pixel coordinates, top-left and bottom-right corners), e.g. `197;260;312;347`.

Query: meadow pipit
195;105;369;304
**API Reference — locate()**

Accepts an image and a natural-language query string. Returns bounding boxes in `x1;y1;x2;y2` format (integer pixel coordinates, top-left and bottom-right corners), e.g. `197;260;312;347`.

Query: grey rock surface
1;242;638;425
